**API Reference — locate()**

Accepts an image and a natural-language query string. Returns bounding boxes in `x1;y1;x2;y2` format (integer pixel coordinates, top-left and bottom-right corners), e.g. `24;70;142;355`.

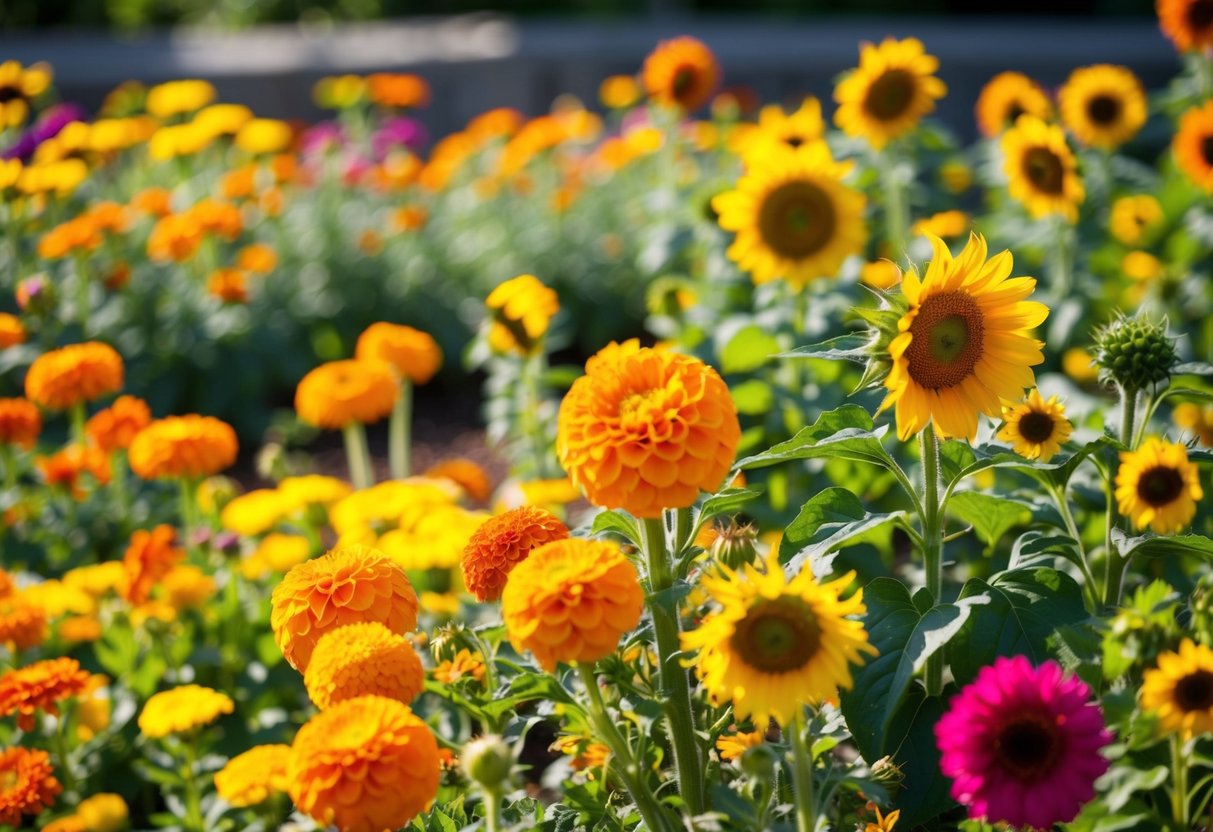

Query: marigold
242;533;312;580
131;187;173;217
0;594;45;650
0;747;61;827
162;565;215;610
76;793;128;832
214;744;291;808
425;457;493;503
85;395;151;453
147;213;202;262
24;342;124;411
128;415;238;480
641;36;720;112
139;685;233;738
37;444;111;498
236;243;277;274
145;79;216;118
0;398;41;448
1116;437;1204;534
271;544;420;671
121;525;185;604
557;339;740;518
207;268;248;304
277;474;353;512
485;274;559;355
355;322;443;385
220;488;287;536
462;506;570;602
0;657;92;731
294;359;399;430
433;648;486;685
304;622;425;710
20;580;94;618
0;312;25;348
367;73;430;108
502;538;643;670
235;119;292;155
64;562;126;598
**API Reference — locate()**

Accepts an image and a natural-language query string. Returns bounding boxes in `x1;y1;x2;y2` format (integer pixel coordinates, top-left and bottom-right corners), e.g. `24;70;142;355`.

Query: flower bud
1092;314;1178;393
461;735;512;790
710;520;759;570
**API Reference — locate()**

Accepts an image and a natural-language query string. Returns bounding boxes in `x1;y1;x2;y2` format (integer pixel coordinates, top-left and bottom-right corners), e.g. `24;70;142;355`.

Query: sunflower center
785;135;805;148
1018;410;1056;444
1006;102;1026;125
672;66;699;100
1188;0;1213;31
757;180;837;260
1136;465;1185;507
731;595;821;674
1175;669;1213;712
1086;94;1122;126
0;85;22;104
994;710;1062;781
863;69;915;121
1201;136;1213;167
905;291;985;390
1023;147;1065;195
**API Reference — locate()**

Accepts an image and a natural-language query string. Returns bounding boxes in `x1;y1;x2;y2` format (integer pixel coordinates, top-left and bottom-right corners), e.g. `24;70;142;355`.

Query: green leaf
737;405;896;474
720;325;781;373
1175;362;1213;376
882;688;955;827
779;487;905;577
947;491;1033;553
778;332;870;362
948;436;1120;493
482;673;578;720
1010;530;1083;570
1113;530;1213;559
938;440;977;484
730;378;774;415
698;487;763;524
1098;763;1170;814
589;510;639;545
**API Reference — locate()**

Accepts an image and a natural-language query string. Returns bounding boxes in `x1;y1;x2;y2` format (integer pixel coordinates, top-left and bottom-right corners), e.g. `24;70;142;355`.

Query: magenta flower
935;655;1112;830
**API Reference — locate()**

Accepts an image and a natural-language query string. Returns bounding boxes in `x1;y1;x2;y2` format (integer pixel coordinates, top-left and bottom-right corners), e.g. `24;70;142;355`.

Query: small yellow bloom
1142;639;1213;738
1123;250;1164;282
138;685;233;738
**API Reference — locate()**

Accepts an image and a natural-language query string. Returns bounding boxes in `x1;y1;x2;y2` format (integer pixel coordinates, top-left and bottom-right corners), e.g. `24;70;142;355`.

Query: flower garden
1;4;1213;831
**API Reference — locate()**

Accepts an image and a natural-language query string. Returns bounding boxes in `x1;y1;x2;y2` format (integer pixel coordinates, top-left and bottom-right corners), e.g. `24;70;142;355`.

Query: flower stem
880;150;908;260
74;253;91;336
389;379;412;479
180;741;205;832
70;403;87;446
640;516;705;817
1051;218;1073;301
1172;734;1190;829
178;477;200;553
342;422;374;490
482;786;503;832
1104;385;1139;609
1048;483;1099;613
54;709;77;796
789;709;817;832
919;426;944;697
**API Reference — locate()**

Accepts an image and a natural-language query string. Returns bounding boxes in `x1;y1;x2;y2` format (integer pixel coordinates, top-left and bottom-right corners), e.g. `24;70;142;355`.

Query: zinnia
24;342;124;411
0;398;42;448
355;322;443;385
303;622;425;710
85;395;151;453
0;747;61;827
214;744;291;807
294;359;398;429
462;506;570;602
128;415;238;480
0;657;92;731
121;525;185;604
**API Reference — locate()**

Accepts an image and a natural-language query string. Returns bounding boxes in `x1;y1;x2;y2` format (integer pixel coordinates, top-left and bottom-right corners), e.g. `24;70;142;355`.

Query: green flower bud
461;735;513;791
1092;313;1179;393
739;743;779;779
709;520;759;570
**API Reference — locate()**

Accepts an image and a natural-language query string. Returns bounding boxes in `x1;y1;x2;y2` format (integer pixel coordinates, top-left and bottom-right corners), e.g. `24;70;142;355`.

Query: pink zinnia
935;655;1112;830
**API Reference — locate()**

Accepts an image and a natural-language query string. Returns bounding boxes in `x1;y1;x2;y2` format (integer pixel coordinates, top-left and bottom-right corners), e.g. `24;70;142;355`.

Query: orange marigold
37;444;111;498
271;544;420;672
24;342;124;410
214;744;291;807
432;648;486;685
288;695;440;832
294;359;398;429
355;323;443;385
206;268;248;304
189;198;243;240
85;395;151;453
557;339;740;518
121;525;185;604
501;538;644;670
425;457;493;503
147;213;202;262
0;312;25;349
128;415;238;480
642;36;720;113
0;398;41;448
0;595;47;651
367;73;431;108
0;657;92;731
462;506;570;602
236;243;277;274
304;622;425;710
131;187;173;217
0;747;61;827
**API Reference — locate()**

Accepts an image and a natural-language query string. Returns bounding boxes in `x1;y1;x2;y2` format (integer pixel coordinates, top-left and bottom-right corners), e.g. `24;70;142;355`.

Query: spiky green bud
1092;313;1178;393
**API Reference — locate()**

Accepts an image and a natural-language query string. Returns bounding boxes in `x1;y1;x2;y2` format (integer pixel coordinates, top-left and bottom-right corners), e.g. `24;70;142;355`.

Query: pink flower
935;655;1111;829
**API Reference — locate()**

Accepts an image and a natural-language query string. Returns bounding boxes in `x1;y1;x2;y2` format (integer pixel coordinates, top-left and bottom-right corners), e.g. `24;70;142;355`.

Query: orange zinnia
355;323;443;385
0;747;61;827
0;595;47;651
0;398;41;448
424;457;493;503
128;415;238;480
303;622;425;710
642;36;720;112
122;525;185;604
0;312;25;348
367;73;431;108
24;342;124;411
294;359;398;430
36;445;111;498
462;506;569;602
0;657;92;731
85;395;151;453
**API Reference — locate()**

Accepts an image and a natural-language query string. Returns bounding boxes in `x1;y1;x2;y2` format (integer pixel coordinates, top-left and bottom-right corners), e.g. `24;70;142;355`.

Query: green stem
389;379;412;480
640;516;706;817
178;478;200;553
54;710;77;795
74;253;91;336
70;403;87;446
342;422;374;490
1119;387;1137;452
880;150;908;260
789;709;817;832
181;741;205;832
1049;484;1100;613
1104;386;1139;609
1173;734;1190;830
1052;219;1073;301
920;426;944;697
482;786;503;832
110;452;131;530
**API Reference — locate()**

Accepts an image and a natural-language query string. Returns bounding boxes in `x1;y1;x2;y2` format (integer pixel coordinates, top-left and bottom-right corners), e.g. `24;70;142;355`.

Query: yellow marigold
288;695;440;832
43;815;85;832
328;479;460;543
0;657;92;731
139;684;233;738
235;119;292;155
1116;437;1204;535
1063;347;1098;384
214;744;291;808
0;398;42;449
294;359;398;430
599;74;641;109
242;533;311;580
85;395;151;454
128;415;238;480
557;339;740;518
432;648;486;685
355;322;443;385
1124;250;1164;282
129;601;177;629
220;488;287;536
1174;100;1213;193
0;312;25;349
59;616;102;644
76;793;128;832
75;676;111;742
193;103;253;139
24;342;124;411
277;475;353;513
145;80;216;118
1158;0;1213;52
236;243;277;274
502;538;644;671
21;580;95;618
378;504;488;571
485;274;559;355
271;544;420;672
304;622;425;710
462;506;570;602
162;565;215;610
121;525;185;604
64;562;126;598
425;457;493;503
0;593;45;651
641;36;719;112
0;747;61;827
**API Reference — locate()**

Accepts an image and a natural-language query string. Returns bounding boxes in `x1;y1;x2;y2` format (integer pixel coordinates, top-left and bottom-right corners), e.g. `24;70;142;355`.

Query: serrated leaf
589;510;639;545
698;487;763;523
780;487;905;578
1113;530;1213;559
737;405;896;473
778;332;870;362
482;673;578;720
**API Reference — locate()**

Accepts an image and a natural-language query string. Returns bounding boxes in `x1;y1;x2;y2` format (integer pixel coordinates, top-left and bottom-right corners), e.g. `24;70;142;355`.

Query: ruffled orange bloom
432;648;486;685
557;339;740;518
462;506;569;602
1158;0;1213;52
207;268;248;304
642;36;720;112
0;657;92;731
425;457;492;503
355;323;443;385
37;445;111;498
147;213;202;262
37;215;103;260
501;538;644;670
304;622;425;710
0;398;41;448
24;342;124;410
86;201;130;235
85;395;151;453
271;545;420;672
0;595;47;650
236;243;277;274
190;198;243;240
214;744;291;807
128;415;238;480
288;695;440;832
0;312;24;348
294;359;398;430
0;747;61;827
367;73;431;108
122;524;185;604
221;165;256;200
391;205;428;232
131;187;173;217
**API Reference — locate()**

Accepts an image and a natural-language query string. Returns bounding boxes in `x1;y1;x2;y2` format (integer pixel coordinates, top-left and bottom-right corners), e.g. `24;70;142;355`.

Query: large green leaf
1113;530;1213;559
719;325;781;373
882;689;955;828
947;491;1033;553
778;332;870;362
946;436;1121;494
779;487;905;577
736;405;896;473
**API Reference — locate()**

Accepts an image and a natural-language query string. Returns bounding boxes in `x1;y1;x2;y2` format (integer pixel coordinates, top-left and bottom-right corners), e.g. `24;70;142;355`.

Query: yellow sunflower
1174;100;1213;193
680;551;876;727
641;36;720;113
712;142;867;287
1115;437;1203;535
997;390;1072;462
880;233;1048;441
975;71;1053;138
1058;65;1147;150
834;37;947;149
1142;639;1213;738
1001;115;1085;223
730;97;826;164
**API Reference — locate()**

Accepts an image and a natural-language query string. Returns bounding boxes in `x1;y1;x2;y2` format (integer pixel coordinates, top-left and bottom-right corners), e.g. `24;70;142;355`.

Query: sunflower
1058;65;1147;150
834;37;947;149
1157;0;1213;52
641;36;720;112
1115;437;1203;535
997;390;1072;462
1142;639;1213;737
1174;100;1213;193
975;71;1053;138
1000;115;1084;223
880;233;1048;441
0;61;52;129
713;142;867;287
681;551;875;727
730;97;826;163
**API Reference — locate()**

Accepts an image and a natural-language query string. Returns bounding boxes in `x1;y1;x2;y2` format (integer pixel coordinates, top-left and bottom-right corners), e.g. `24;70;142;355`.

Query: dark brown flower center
1005;102;1026;126
1175;669;1213;712
994;711;1062;781
757;180;837;260
785;135;805;149
863;69;915;121
1201;136;1213;167
905;291;985;390
1018;410;1056;444
0;85;22;104
1023;147;1065;195
1086;94;1122;126
672;66;699;102
1136;465;1186;507
732;595;821;674
1188;0;1213;32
